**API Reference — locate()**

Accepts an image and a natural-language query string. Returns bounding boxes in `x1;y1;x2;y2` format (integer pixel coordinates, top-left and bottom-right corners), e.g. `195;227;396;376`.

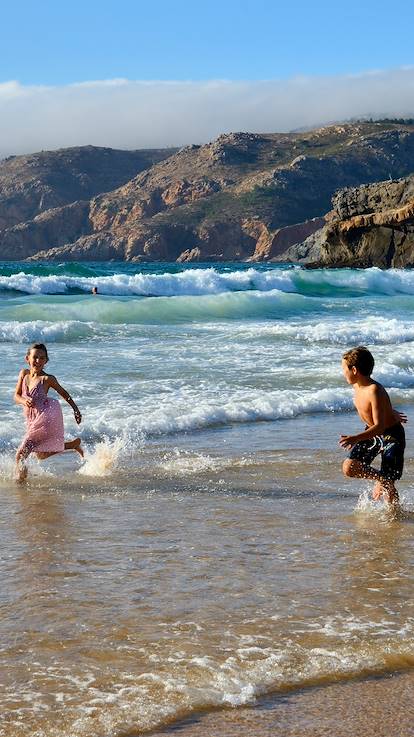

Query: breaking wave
0;319;101;342
255;317;414;346
4;620;414;737
2;265;414;297
0;290;316;326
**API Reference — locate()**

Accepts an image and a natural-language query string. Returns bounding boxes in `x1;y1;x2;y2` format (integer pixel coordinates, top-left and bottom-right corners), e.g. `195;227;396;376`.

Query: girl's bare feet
64;437;84;458
15;462;28;483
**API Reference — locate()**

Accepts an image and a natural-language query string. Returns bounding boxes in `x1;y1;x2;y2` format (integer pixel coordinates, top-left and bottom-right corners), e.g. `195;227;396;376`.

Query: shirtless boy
339;346;406;504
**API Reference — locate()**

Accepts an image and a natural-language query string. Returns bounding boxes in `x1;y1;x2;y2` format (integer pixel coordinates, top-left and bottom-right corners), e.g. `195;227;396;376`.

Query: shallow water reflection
1;417;414;736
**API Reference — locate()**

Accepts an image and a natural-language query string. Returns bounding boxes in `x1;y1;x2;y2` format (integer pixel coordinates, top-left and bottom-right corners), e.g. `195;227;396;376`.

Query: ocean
1;261;414;737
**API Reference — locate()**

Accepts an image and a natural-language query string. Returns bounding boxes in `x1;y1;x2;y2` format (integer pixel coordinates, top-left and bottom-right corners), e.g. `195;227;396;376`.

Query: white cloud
1;68;414;158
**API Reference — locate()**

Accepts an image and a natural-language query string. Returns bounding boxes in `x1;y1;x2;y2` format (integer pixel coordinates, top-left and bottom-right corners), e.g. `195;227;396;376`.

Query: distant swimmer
339;346;407;505
92;286;98;295
14;343;84;482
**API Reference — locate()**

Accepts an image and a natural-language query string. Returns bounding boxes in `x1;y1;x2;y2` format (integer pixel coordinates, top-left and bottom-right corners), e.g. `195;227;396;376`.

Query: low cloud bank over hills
1;67;414;158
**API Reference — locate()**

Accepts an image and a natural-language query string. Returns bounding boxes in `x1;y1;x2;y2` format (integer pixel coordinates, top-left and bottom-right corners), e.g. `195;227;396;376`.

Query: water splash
78;437;124;477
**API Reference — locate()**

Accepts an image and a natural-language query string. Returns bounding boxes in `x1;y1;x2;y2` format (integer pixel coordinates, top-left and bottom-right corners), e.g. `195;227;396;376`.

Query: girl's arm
14;369;32;408
47;375;82;424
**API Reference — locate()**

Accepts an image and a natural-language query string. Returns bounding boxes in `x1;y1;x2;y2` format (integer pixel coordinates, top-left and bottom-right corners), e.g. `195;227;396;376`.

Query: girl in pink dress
14;343;83;481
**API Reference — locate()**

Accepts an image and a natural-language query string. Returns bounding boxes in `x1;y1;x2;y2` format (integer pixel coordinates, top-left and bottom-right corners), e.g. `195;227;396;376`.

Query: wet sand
150;670;414;737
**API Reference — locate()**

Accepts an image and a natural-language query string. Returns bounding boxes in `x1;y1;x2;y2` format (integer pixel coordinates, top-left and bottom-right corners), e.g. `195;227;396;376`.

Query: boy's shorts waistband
383;422;405;446
363;422;405;444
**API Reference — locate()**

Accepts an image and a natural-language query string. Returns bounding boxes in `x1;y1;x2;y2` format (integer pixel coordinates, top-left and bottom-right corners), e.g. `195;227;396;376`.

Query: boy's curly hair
342;346;374;377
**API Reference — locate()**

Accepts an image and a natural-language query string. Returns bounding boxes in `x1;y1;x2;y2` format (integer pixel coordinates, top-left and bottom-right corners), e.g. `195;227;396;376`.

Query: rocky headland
2;122;414;264
297;176;414;268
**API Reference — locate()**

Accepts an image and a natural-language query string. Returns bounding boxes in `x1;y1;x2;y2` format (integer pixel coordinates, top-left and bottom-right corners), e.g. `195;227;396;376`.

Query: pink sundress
19;377;65;455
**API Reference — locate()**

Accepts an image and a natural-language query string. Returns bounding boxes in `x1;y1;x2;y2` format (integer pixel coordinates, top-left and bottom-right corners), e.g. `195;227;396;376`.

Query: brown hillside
2;122;414;262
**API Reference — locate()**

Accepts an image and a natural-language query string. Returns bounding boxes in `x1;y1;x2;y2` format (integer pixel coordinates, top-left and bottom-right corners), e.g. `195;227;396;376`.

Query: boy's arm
340;386;386;448
47;375;82;424
393;408;407;424
14;369;32;408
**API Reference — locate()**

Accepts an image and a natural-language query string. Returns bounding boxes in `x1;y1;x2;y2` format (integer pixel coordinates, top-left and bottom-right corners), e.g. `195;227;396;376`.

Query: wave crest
2;266;414;298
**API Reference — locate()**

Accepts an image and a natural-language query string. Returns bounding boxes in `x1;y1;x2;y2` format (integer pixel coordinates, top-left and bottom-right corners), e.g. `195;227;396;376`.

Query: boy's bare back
353;380;397;429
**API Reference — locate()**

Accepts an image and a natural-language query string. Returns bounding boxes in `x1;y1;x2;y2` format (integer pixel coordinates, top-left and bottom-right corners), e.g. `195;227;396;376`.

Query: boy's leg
343;458;398;502
343;436;388;501
342;435;381;487
342;431;403;505
372;480;398;503
377;435;405;505
342;458;383;483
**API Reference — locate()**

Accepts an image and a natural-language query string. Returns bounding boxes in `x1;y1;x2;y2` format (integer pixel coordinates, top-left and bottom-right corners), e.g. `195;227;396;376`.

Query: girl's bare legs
15;438;84;481
36;439;84;461
15;446;30;482
64;438;84;458
15;460;28;482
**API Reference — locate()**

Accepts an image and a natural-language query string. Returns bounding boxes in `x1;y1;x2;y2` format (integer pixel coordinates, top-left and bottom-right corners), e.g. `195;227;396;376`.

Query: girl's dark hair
27;343;49;360
342;346;374;376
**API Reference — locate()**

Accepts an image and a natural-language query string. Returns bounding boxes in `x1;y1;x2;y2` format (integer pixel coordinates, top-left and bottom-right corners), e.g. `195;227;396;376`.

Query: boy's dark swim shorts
349;422;405;481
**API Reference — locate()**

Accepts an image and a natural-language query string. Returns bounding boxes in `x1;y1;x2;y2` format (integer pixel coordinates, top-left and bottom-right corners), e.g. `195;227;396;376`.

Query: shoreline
149;668;414;737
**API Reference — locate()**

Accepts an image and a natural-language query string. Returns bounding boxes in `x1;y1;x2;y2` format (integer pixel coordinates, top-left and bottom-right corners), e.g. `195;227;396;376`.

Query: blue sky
1;0;414;156
2;0;414;84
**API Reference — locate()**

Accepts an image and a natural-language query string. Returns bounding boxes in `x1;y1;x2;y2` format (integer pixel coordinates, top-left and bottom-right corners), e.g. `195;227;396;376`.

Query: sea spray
79;436;127;477
0;453;18;483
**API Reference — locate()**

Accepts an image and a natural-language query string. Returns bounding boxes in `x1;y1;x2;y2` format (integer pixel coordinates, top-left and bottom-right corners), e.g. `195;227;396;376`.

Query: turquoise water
1;261;414;737
1;261;414;454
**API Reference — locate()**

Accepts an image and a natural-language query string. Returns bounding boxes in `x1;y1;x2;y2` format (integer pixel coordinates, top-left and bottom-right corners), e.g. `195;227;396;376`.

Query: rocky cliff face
247;217;325;261
307;176;414;268
2;122;414;263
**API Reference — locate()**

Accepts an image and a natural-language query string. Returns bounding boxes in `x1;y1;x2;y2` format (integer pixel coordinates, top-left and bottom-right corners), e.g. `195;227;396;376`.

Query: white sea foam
159;450;248;476
314;266;414;295
0;268;296;296
2;266;414;297
260;317;414;346
0;319;99;343
3;313;414;359
375;363;414;389
0;453;16;482
5;631;414;737
118;386;354;438
2;382;413;464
